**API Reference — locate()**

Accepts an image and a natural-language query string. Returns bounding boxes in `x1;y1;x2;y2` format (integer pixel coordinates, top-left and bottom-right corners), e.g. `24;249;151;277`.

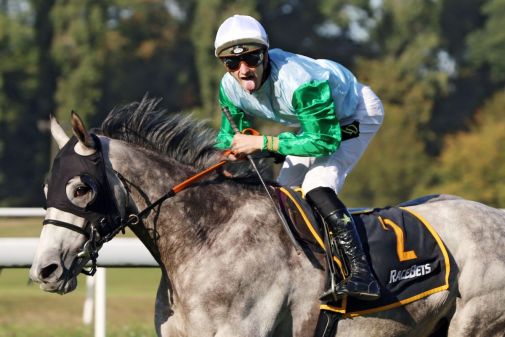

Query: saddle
273;186;451;317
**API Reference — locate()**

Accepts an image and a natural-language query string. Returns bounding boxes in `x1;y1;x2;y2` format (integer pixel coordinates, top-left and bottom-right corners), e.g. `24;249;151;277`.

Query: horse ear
50;114;70;149
71;111;97;155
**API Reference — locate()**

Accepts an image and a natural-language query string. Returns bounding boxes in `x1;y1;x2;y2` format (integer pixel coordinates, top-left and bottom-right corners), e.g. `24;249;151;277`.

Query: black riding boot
306;187;380;302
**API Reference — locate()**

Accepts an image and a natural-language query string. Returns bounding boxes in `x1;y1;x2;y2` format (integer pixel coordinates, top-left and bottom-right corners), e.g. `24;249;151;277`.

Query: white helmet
214;15;269;57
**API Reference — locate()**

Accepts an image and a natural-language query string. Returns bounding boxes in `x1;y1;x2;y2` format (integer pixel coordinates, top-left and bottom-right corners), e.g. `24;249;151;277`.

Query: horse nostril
40;263;59;280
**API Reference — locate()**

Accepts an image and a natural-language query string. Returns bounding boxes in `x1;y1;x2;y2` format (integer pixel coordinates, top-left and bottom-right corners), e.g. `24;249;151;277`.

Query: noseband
41;218;100;275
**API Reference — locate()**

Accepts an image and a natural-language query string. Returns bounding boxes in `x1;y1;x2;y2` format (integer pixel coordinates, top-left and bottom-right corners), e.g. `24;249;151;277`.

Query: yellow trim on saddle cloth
402;207;451;288
279;187;347;276
378;216;418;262
320;206;451;317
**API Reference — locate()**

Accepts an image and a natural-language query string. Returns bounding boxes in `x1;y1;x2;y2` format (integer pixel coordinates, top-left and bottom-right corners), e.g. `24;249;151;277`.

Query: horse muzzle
29;257;78;294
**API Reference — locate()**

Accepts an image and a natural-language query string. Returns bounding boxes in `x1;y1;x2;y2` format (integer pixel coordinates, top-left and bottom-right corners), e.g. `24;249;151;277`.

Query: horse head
29;112;130;294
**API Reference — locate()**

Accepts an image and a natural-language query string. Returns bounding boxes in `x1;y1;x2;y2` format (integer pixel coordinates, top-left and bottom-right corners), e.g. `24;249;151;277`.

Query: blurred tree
429;0;489;155
417;0;505;208
1;0;198;205
340;0;449;206
259;0;368;65
97;0;199;125
0;0;54;205
0;0;503;207
467;0;505;84
416;90;505;207
50;0;108;125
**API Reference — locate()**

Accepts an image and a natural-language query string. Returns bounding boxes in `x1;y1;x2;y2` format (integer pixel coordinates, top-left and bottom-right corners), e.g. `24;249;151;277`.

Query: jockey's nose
238;61;252;73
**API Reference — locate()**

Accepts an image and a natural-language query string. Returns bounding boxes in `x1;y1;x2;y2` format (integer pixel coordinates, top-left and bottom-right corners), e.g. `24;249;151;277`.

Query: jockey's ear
50;113;70;149
71;111;97;155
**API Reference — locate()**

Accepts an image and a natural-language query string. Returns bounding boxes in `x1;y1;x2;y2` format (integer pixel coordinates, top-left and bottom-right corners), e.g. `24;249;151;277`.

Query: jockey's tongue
243;56;270;93
242;76;256;92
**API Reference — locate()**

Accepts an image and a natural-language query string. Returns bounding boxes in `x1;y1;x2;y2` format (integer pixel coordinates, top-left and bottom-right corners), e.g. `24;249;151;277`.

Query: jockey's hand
221;149;244;162
224;152;241;161
230;134;263;157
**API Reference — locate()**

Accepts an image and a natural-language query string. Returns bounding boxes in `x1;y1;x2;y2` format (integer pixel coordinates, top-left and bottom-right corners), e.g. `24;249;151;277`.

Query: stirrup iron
319;217;347;303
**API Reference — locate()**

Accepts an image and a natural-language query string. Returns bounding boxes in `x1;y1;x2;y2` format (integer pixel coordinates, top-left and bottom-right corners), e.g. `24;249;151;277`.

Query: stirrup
319;288;347;303
319;276;347;303
336;278;381;301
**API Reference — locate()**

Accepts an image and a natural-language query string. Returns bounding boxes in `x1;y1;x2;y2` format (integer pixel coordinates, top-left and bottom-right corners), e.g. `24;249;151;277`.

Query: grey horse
30;98;505;337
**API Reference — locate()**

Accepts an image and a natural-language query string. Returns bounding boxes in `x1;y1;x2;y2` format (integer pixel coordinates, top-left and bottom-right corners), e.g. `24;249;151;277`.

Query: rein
123;159;228;227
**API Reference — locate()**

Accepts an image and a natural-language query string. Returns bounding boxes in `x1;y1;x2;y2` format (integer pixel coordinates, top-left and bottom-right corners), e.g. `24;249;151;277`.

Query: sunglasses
220;50;264;71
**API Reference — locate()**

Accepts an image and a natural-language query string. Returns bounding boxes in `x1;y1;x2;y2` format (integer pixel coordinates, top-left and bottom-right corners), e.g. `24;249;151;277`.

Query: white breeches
277;85;384;194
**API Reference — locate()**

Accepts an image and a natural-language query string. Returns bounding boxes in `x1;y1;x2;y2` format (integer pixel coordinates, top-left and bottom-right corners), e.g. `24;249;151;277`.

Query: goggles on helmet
220;50;264;71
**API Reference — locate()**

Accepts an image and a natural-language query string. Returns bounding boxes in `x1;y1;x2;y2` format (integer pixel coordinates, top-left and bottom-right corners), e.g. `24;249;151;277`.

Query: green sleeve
277;80;341;157
215;83;252;149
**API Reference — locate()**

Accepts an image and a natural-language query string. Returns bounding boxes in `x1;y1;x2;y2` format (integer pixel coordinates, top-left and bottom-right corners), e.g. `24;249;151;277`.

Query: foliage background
0;0;504;208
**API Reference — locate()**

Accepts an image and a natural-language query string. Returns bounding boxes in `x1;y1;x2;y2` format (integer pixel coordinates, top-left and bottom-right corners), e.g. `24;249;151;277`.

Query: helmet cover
214;15;269;57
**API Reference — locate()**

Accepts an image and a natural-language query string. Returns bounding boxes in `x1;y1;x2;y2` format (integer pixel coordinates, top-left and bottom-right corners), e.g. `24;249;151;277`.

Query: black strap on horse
122;158;229;227
313;310;341;337
221;107;303;253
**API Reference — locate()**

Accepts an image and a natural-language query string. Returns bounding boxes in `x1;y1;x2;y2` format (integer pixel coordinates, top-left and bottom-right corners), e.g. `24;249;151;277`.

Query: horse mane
99;96;270;180
100;96;223;170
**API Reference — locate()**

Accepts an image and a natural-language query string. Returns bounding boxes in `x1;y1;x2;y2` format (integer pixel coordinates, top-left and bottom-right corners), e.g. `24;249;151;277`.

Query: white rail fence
0;208;158;337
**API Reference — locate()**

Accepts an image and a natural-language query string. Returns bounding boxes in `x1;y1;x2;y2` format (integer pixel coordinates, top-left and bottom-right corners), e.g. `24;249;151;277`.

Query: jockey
214;14;384;302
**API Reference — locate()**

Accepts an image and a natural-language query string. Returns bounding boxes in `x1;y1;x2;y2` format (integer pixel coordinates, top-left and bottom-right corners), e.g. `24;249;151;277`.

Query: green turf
0;218;160;336
0;217;137;237
0;268;160;336
0;324;157;337
0;218;43;237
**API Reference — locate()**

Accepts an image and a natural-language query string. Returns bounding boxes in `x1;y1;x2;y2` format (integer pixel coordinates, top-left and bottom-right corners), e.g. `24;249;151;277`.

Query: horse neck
107;139;232;270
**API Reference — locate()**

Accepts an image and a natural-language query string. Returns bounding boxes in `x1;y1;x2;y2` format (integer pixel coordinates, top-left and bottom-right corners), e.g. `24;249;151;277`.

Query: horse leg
448;293;505;337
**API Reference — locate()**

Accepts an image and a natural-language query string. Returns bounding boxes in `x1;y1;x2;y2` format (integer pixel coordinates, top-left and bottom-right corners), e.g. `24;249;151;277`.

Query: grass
0;217;160;337
0;218;44;237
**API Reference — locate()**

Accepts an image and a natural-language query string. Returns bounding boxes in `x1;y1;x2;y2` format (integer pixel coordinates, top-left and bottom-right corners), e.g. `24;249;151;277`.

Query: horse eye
74;185;91;198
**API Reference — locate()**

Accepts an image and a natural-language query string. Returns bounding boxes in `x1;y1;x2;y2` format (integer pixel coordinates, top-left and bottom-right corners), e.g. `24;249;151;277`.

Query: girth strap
313;310;340;337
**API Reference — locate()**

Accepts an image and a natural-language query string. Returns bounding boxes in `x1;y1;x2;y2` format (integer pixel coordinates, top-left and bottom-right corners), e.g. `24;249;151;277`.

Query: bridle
43;134;228;276
43;128;297;276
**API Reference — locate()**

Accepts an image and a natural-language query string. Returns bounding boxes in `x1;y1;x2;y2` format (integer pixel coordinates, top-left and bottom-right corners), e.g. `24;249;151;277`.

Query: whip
221;107;302;253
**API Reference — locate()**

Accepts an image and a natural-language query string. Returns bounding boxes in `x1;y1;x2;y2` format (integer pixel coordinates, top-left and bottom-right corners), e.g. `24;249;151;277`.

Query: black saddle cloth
275;186;451;317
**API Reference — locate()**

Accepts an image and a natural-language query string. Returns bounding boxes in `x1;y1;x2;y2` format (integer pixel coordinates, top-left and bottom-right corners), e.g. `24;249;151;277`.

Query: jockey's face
221;50;267;94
